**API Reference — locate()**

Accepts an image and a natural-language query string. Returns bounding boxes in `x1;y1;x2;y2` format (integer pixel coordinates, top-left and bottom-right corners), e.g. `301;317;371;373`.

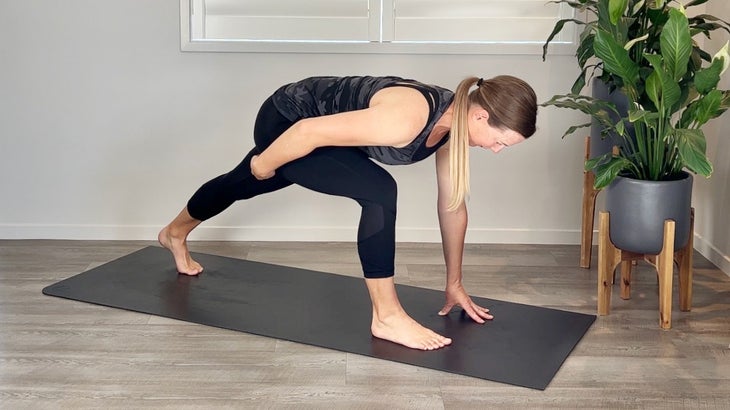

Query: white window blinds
182;0;576;54
193;0;374;42
391;0;567;43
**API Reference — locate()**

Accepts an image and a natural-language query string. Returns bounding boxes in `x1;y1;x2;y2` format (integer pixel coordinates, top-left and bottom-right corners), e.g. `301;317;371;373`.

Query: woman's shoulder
370;85;429;108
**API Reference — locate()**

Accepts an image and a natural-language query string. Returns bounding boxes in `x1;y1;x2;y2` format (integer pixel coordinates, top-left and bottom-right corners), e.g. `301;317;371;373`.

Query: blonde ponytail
447;77;480;211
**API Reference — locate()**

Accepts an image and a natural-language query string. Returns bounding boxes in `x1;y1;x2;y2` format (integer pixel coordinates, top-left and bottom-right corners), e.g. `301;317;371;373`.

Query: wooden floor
1;240;729;409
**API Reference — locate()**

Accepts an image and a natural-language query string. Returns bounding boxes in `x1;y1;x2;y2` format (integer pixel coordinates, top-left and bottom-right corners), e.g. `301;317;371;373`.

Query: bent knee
366;175;397;213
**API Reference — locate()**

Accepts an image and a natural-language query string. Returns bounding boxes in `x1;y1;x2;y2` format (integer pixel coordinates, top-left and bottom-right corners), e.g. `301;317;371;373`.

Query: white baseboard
693;232;730;277
3;224;727;276
0;223;581;244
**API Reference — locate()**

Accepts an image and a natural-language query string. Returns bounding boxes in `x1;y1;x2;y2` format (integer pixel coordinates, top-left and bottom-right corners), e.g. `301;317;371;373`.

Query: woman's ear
474;108;490;122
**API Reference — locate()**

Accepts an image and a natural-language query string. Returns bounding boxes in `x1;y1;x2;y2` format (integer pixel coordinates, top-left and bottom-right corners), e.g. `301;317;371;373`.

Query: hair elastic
476;78;484;87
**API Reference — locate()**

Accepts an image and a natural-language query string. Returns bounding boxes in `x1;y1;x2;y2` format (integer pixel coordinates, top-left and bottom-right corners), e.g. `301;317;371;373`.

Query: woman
159;75;537;351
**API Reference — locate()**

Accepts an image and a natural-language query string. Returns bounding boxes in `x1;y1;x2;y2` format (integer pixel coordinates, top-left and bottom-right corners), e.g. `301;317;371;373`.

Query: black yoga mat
43;246;594;390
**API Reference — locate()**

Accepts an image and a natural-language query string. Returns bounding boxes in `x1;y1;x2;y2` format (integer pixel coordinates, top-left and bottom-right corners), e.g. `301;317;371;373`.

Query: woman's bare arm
434;144;494;322
251;87;430;179
435;144;468;287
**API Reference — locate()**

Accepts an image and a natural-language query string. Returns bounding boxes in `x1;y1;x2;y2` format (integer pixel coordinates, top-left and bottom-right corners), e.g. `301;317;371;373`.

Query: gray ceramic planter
605;172;693;255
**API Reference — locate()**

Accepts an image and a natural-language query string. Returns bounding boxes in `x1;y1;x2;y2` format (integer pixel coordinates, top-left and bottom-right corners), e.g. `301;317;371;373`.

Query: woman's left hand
438;282;494;323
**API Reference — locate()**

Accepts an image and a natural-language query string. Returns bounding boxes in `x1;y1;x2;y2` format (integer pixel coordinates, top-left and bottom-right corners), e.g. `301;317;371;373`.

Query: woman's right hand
251;155;275;180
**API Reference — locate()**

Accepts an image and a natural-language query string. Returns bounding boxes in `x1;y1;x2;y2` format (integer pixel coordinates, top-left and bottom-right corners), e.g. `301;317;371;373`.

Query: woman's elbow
291;118;323;151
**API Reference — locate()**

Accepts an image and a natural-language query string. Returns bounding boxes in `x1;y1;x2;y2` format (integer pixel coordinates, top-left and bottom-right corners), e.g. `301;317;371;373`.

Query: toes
421;335;450;350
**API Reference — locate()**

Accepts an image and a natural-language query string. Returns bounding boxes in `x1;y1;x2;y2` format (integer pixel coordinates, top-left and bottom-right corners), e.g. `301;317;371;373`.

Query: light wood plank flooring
1;240;729;409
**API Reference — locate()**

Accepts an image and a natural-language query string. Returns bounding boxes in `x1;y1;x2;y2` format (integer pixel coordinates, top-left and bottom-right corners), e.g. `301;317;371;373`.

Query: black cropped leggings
186;97;397;278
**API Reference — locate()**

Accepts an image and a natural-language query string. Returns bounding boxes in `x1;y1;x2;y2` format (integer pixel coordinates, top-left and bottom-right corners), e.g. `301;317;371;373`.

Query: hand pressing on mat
438;282;494;323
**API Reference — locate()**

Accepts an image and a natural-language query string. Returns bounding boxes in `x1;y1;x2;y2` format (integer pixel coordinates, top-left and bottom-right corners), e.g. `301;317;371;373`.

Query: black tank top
271;76;454;165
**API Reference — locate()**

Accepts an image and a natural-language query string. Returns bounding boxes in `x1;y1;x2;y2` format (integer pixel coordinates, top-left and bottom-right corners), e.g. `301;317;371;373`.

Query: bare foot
158;225;203;275
371;310;452;350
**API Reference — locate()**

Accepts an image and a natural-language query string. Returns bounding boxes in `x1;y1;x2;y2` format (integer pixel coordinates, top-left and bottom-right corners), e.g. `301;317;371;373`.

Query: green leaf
597;0;629;41
645;70;662;109
693;89;723;126
628;109;645;123
609;0;629;25
541;94;622;127
692;14;730;34
585;152;612;172
661;8;692;81
592;156;634;189
570;68;588;94
691;22;730;37
615;119;625;136
694;46;712;64
679;100;700;128
594;29;640;86
720;90;730;111
543;19;586;61
675;129;712;176
685;0;709;7
644;54;682;111
629;108;660;125
576;33;596;67
694;58;723;95
540;94;626;141
544;100;612;126
596;0;613;31
647;6;670;27
561;122;593;139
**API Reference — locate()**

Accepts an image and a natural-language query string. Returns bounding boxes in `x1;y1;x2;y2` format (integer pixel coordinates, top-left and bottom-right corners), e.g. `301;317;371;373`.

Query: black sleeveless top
271;76;454;165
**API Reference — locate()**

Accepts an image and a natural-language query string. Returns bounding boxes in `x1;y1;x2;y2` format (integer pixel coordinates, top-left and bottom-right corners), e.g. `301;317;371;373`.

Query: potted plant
541;0;730;254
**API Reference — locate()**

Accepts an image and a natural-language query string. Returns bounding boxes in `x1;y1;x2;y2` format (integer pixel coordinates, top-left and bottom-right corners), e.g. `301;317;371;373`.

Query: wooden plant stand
580;137;601;268
597;210;694;329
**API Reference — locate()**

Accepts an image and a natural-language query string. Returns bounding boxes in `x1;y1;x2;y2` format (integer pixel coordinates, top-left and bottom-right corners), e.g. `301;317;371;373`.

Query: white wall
0;0;726;275
695;2;730;274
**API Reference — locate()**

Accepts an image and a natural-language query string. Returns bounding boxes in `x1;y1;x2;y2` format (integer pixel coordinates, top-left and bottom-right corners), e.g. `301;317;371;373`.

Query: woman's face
467;106;525;153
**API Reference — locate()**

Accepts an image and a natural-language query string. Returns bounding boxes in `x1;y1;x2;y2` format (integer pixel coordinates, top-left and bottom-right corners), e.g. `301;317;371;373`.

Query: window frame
179;0;578;56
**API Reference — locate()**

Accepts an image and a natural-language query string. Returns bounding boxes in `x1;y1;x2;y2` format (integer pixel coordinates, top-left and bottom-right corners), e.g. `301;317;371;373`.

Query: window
180;0;577;55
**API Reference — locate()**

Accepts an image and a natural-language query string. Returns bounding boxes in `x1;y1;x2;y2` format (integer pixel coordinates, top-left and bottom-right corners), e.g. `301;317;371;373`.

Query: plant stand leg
657;219;676;330
677;208;694;311
597;212;621;315
580;137;600;269
620;259;633;300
